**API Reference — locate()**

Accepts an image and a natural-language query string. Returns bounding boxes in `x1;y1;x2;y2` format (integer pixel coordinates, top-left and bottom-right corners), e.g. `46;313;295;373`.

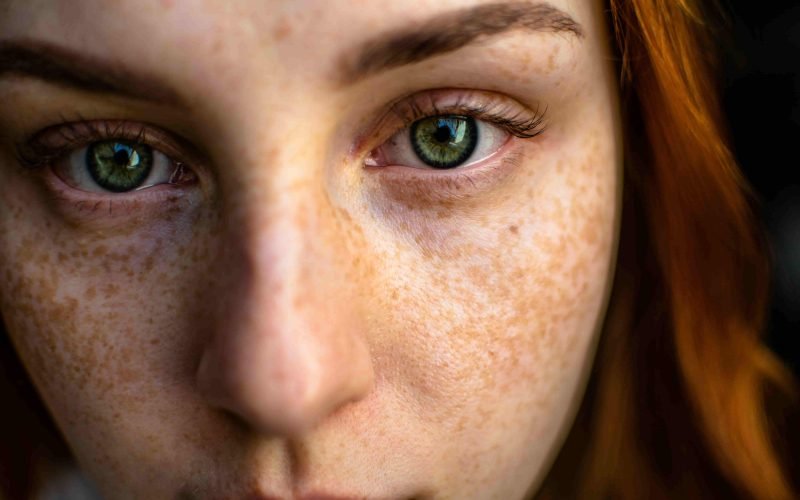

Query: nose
195;182;375;437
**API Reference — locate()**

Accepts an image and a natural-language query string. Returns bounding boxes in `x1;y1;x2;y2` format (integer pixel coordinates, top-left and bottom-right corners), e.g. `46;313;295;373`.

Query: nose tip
196;325;375;436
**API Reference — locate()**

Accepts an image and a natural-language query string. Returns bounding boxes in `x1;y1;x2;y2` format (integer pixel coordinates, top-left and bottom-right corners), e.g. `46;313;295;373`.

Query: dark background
721;0;800;379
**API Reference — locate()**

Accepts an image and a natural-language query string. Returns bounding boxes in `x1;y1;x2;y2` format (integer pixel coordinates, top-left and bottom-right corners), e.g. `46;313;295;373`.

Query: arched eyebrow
0;38;182;105
336;1;584;85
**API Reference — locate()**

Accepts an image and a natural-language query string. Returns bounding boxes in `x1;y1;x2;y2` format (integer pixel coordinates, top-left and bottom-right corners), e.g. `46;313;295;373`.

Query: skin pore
0;0;622;498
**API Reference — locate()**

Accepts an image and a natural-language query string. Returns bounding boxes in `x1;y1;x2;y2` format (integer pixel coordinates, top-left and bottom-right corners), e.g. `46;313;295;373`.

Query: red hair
537;1;798;498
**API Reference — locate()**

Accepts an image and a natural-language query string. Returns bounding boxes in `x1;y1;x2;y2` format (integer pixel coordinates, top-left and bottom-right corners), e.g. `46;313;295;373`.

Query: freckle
336;207;353;224
102;283;119;296
547;45;560;72
272;18;293;41
91;245;109;258
508;225;518;235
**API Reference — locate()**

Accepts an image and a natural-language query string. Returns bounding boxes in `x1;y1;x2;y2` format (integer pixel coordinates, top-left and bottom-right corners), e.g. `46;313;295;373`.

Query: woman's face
0;0;621;498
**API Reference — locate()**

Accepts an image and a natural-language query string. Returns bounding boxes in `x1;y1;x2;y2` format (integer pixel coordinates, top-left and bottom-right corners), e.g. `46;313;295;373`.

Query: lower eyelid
38;168;196;227
365;139;525;205
36;154;197;217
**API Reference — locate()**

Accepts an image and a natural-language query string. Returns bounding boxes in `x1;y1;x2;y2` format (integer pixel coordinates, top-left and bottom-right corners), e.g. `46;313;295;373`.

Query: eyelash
384;91;547;141
15;119;178;170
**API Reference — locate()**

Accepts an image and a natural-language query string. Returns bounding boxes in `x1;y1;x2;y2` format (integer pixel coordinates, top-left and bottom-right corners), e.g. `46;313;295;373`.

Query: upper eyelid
15;120;202;170
370;89;547;139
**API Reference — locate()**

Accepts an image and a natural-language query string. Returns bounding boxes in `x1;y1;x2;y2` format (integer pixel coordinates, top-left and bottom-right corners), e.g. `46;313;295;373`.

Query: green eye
86;140;154;193
410;115;478;169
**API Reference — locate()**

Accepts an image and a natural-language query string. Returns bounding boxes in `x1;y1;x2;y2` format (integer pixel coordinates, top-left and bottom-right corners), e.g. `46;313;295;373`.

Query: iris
410;115;478;169
86;140;153;192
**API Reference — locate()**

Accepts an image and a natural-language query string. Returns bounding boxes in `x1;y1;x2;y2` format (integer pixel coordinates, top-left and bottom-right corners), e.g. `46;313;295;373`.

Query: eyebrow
0;1;582;102
338;1;584;84
0;39;182;104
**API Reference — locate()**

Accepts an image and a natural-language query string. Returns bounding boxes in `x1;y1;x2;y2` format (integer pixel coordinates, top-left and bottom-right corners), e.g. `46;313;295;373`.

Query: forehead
0;0;594;82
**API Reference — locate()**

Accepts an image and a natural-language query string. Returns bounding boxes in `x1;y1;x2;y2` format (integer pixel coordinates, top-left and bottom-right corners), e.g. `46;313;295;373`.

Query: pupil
113;148;130;166
433;123;453;143
86;140;154;193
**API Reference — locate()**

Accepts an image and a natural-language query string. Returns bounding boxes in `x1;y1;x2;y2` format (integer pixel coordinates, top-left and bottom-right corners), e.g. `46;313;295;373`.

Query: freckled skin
0;0;621;499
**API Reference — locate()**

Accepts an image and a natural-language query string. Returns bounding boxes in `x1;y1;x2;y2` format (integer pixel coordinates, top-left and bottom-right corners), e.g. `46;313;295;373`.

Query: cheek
364;130;618;484
0;167;217;473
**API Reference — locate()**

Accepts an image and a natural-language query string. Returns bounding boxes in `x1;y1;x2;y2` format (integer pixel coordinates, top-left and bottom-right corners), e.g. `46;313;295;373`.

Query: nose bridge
197;155;374;437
